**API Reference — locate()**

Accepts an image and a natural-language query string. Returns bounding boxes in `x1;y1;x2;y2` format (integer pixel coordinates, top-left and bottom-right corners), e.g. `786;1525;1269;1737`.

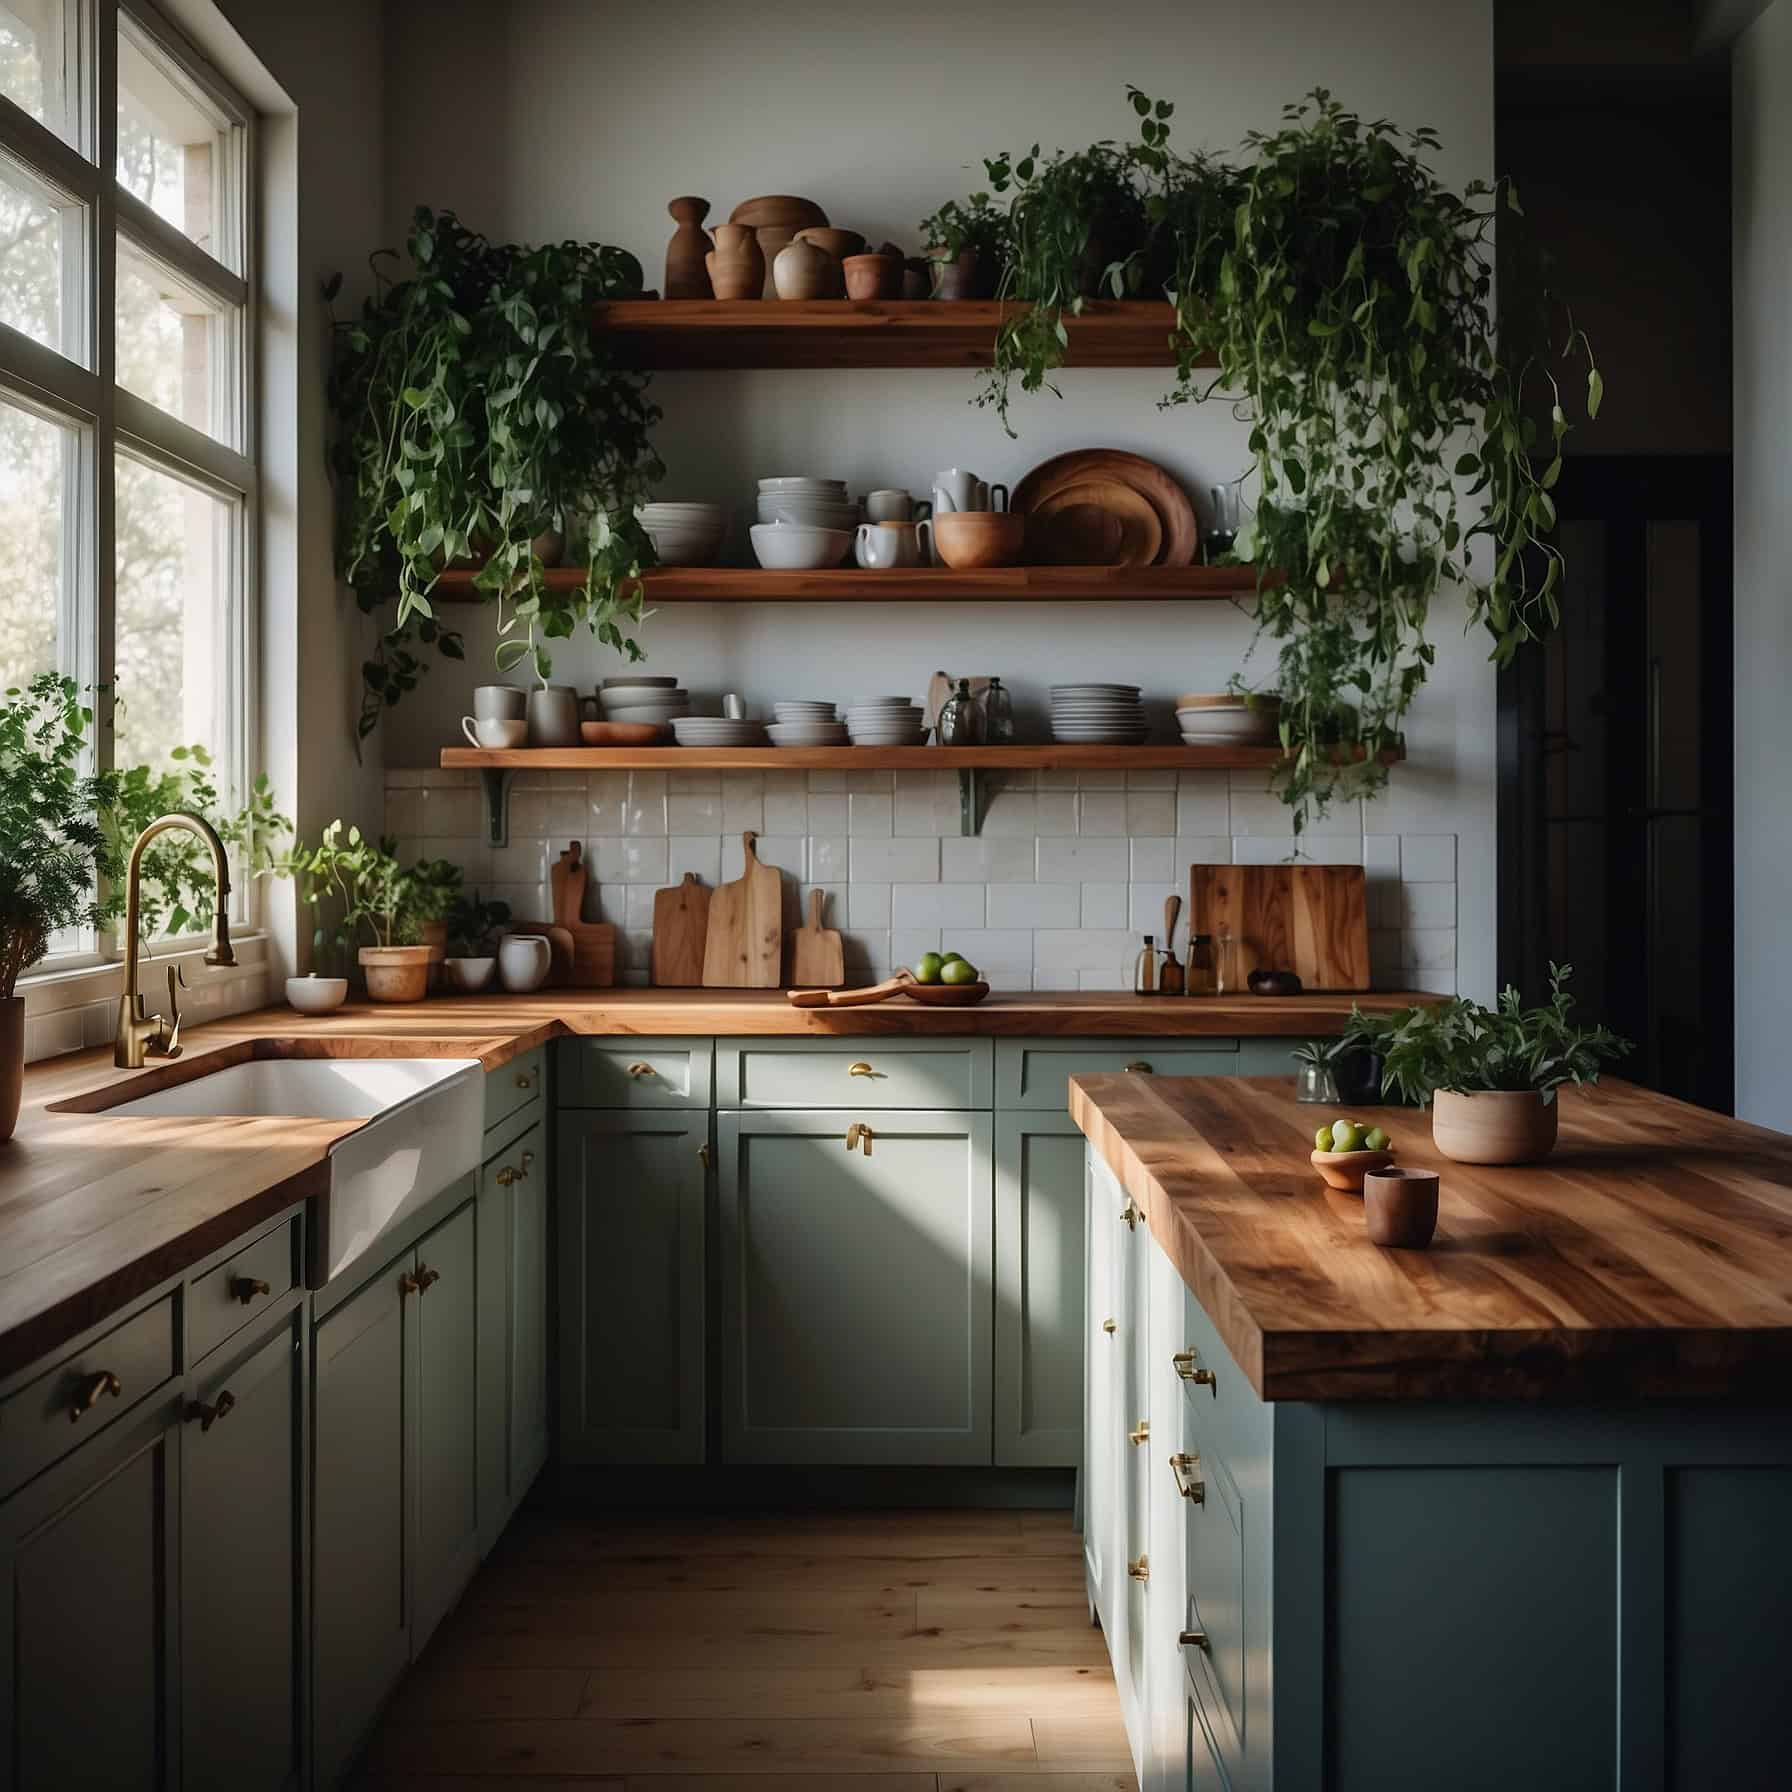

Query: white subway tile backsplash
1401;835;1457;882
721;776;764;834
587;771;628;834
666;792;723;834
1227;789;1296;835
810;835;850;882
1176;772;1231;834
980;791;1039;837
1081;883;1129;929
1398;882;1458;929
850;837;940;882
941;836;1035;883
988;884;1082;929
1035;791;1078;835
1126;768;1177;789
1363;833;1401;878
849;792;894;837
1035;929;1135;975
1130;837;1173;882
806;793;848;833
595;836;668;887
1402;928;1458;972
1078;791;1128;836
1126;792;1176;837
624;885;658;929
891;883;986;929
763;787;808;834
1177;835;1231;868
845;769;894;794
1231;836;1300;866
724;834;805;878
1128;882;1179;933
849;883;892;927
891;928;941;967
953;929;1035;980
1037;837;1129;882
668;768;721;794
666;835;721;886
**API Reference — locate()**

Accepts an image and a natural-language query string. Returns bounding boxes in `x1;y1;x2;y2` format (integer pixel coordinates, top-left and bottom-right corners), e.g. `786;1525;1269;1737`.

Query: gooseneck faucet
114;813;237;1068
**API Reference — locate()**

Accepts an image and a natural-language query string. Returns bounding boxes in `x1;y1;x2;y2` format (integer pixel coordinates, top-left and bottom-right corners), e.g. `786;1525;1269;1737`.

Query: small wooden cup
1362;1167;1440;1248
842;253;903;300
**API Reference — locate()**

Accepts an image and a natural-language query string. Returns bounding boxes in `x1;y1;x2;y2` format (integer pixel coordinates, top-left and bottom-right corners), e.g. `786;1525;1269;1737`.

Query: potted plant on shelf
0;676;124;1140
406;855;463;979
917;194;1007;300
1361;965;1630;1164
442;892;511;993
281;822;433;1003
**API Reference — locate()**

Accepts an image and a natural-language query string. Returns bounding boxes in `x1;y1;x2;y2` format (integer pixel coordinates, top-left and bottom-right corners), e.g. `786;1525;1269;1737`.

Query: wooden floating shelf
442;745;1400;772
591;299;1198;371
431;564;1261;605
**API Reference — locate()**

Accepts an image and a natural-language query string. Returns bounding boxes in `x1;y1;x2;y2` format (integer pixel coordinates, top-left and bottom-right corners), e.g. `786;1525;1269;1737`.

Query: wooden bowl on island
903;980;991;1006
1310;1147;1397;1193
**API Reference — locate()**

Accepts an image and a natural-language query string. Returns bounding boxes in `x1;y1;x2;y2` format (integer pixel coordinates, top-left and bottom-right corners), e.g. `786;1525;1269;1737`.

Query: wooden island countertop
0;987;1434;1378
1070;1072;1792;1402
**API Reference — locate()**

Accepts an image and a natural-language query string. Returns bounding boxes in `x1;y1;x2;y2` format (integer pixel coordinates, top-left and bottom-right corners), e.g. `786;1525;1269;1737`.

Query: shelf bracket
479;769;513;848
958;768;990;837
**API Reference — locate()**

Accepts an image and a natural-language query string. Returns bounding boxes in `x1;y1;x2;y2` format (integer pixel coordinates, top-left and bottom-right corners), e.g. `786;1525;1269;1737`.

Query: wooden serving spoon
787;969;918;1008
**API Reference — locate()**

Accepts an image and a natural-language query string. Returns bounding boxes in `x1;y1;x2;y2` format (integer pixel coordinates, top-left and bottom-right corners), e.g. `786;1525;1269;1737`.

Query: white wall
372;0;1496;996
1734;0;1792;1130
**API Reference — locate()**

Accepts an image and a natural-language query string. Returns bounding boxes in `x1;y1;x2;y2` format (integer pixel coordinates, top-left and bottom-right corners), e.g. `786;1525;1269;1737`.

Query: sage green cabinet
718;1108;993;1465
557;1110;707;1465
180;1314;301;1792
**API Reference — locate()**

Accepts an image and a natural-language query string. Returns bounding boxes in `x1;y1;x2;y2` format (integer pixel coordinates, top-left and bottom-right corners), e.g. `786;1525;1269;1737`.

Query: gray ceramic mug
474;684;527;720
526;684;582;746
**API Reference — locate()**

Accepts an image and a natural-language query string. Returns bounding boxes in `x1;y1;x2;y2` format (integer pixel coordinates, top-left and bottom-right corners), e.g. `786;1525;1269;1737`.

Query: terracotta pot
901;257;932;299
358;945;433;1004
930;247;997;301
772;236;832;302
705;224;764;301
1431;1088;1560;1165
842;253;903;300
0;996;21;1144
1362;1167;1440;1248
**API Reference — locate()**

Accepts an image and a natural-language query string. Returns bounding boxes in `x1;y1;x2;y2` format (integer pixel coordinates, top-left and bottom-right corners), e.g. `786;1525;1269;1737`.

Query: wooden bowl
930;510;1027;570
903;980;991;1006
1310;1148;1397;1193
581;721;665;745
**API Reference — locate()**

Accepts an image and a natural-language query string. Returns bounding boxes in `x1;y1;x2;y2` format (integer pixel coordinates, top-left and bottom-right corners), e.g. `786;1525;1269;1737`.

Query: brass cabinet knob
1170;1451;1206;1505
1124;1060;1153;1074
230;1276;271;1306
514;1071;534;1089
1121;1201;1139;1231
1173;1350;1219;1395
626;1061;655;1078
399;1271;421;1297
185;1390;236;1433
416;1265;441;1294
1180;1629;1211;1651
848;1060;875;1078
1101;1318;1118;1335
1128;1555;1150;1582
494;1166;518;1186
519;1150;534;1178
698;1141;713;1169
1128;1420;1150;1446
844;1122;874;1156
69;1370;122;1422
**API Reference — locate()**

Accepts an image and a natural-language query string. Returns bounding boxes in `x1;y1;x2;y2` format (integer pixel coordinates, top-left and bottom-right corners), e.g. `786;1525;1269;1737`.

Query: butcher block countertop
1070;1073;1792;1402
0;987;1433;1379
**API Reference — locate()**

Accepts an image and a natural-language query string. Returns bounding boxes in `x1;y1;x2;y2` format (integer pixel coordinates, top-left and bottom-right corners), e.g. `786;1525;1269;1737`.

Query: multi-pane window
0;0;255;968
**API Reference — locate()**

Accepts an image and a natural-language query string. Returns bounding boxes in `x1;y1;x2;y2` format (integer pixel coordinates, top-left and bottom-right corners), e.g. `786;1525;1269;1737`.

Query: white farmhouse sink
104;1056;484;1287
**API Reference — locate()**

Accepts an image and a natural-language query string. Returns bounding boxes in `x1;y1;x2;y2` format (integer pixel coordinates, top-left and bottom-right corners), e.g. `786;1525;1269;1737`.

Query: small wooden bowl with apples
1309;1116;1396;1193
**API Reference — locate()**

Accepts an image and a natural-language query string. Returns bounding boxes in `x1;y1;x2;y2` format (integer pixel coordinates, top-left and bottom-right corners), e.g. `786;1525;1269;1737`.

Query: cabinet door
181;1315;301;1792
1083;1148;1119;1627
313;1258;410;1790
508;1141;550;1496
0;1414;179;1792
413;1200;480;1653
557;1111;707;1465
1120;1186;1151;1739
995;1111;1085;1468
719;1109;993;1466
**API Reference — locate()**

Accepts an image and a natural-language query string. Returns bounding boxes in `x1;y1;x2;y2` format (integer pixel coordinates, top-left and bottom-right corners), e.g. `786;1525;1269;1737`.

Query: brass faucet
114;813;237;1068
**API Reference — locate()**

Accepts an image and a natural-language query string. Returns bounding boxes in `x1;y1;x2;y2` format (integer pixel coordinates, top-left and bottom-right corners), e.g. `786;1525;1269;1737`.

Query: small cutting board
652;873;711;987
1189;863;1370;991
788;887;844;989
702;832;784;989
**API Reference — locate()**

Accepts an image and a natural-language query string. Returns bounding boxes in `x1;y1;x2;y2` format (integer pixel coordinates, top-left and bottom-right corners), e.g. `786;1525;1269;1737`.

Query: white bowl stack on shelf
768;700;848;747
846;696;926;746
750;476;855;570
671;714;768;747
600;676;691;731
1050;683;1148;743
638;501;725;565
1175;693;1282;745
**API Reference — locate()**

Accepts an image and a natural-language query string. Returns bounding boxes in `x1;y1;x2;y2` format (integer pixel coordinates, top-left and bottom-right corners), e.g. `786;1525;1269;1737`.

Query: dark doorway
1498;456;1733;1112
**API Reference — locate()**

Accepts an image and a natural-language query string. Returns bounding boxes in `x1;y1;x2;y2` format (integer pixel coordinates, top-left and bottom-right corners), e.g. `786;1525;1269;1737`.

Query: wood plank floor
351;1509;1136;1790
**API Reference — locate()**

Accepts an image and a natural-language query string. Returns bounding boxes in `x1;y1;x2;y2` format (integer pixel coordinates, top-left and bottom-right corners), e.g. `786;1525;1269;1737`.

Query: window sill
19;933;273;1048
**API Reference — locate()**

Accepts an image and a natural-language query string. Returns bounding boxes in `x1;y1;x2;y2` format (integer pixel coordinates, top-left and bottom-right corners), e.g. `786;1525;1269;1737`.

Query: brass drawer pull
626;1061;655;1078
69;1370;122;1422
514;1070;535;1090
1174;1350;1219;1396
1101;1318;1118;1335
230;1276;272;1306
1128;1420;1150;1446
848;1060;875;1078
1180;1628;1211;1651
1121;1201;1138;1231
415;1265;441;1294
494;1149;534;1187
185;1390;236;1433
1124;1060;1153;1074
1170;1451;1206;1504
845;1122;874;1157
698;1141;713;1169
399;1271;421;1297
1128;1555;1150;1582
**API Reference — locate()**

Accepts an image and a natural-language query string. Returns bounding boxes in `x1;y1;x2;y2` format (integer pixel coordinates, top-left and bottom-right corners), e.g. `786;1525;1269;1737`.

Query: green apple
1329;1119;1362;1153
1363;1125;1391;1152
940;957;979;985
915;952;944;984
941;950;966;965
1314;1123;1335;1152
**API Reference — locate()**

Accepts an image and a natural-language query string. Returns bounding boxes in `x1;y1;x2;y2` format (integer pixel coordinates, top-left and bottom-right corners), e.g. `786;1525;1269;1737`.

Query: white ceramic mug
855;521;920;569
474;684;527;720
932;469;1009;515
864;488;914;524
498;934;552;994
461;716;529;748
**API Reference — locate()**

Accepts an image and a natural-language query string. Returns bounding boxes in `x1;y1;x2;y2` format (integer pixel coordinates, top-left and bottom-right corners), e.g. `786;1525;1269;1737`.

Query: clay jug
706;224;764;302
772;235;831;302
664;195;713;299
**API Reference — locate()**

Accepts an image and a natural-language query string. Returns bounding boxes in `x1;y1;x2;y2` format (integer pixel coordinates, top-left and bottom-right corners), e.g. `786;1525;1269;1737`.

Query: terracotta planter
1362;1167;1440;1248
930;247;997;301
0;996;21;1144
1431;1088;1560;1165
358;945;433;1004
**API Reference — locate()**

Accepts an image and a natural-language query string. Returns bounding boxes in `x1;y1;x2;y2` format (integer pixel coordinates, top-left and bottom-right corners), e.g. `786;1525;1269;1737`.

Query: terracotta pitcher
664;195;713;299
706;224;764;302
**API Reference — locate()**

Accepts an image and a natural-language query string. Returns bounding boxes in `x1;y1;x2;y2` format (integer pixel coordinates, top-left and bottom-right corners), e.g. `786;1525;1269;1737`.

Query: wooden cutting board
702;832;784;989
549;840;616;987
1188;863;1370;991
652;873;711;987
1012;448;1198;567
788;887;844;989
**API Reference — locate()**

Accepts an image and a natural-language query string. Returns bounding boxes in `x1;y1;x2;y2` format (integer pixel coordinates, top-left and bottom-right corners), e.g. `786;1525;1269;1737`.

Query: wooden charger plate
1012;448;1198;567
582;721;665;745
903;980;991;1006
1029;478;1163;566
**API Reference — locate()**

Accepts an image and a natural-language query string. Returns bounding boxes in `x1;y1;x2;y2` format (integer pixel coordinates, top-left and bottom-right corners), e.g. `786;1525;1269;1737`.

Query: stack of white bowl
750;476;855;571
1176;693;1282;745
600;676;690;730
1051;683;1148;743
671;714;767;747
638;501;724;566
768;700;848;747
846;696;926;746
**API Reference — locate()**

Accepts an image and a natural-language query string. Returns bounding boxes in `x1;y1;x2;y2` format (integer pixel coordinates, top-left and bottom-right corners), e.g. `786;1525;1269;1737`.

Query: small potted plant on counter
918;193;1007;300
407;854;463;986
1365;965;1630;1164
283;822;434;1003
442;892;511;993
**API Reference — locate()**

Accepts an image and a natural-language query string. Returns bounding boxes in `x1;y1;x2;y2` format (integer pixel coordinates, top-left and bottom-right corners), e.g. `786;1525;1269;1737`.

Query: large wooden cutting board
651;873;710;987
1188;864;1370;992
702;833;784;989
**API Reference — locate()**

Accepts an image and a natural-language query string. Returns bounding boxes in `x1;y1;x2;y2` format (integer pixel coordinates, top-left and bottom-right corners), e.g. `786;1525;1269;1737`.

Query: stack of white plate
1051;683;1148;743
768;700;848;747
1176;693;1281;745
638;501;724;566
671;715;768;747
755;477;857;533
846;696;926;746
600;676;690;726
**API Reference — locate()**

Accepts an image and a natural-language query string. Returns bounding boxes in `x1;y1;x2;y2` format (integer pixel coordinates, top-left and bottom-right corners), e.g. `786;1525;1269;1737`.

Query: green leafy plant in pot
442;892;511;993
1355;965;1629;1164
0;677;125;1140
917;193;1008;300
275;823;433;1003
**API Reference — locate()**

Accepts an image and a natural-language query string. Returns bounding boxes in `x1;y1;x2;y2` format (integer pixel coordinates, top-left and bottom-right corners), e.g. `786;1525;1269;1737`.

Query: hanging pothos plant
973;89;1601;828
329;208;665;745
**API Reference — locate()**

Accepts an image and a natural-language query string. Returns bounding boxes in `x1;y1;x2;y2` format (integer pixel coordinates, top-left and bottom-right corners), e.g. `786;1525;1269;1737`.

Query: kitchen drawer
997;1039;1239;1110
486;1047;546;1132
560;1037;713;1109
719;1037;993;1110
1178;1411;1249;1769
0;1295;178;1501
188;1214;300;1363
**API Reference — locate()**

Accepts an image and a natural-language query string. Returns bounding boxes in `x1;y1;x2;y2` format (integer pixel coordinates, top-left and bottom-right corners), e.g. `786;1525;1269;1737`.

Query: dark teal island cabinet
1071;1071;1792;1792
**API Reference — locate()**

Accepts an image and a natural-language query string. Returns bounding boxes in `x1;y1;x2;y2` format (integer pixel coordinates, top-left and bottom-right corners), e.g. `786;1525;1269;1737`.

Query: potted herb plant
0;676;123;1139
282;822;433;1003
1365;965;1629;1164
917;194;1007;300
406;854;463;975
442;892;511;994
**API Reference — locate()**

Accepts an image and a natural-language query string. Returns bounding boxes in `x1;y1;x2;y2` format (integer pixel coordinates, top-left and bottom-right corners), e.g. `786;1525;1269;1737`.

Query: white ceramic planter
498;934;552;994
443;956;497;994
1431;1088;1560;1165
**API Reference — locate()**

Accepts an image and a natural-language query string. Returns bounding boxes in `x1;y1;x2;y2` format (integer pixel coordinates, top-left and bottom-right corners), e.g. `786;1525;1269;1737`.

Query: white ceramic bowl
641;501;724;517
605;703;692;723
286;975;348;1014
603;684;689;707
644;527;724;566
759;476;847;491
1174;706;1279;742
441;956;497;994
750;522;852;570
603;675;678;688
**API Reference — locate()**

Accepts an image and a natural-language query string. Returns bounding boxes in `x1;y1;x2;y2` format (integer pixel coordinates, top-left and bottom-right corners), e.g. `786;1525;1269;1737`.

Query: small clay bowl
1310;1147;1397;1193
581;720;665;745
929;509;1027;569
903;980;991;1006
1363;1166;1440;1247
842;253;903;300
794;226;866;262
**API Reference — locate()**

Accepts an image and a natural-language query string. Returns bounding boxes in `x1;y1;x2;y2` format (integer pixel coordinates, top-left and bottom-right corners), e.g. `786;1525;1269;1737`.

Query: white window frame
1;0;259;985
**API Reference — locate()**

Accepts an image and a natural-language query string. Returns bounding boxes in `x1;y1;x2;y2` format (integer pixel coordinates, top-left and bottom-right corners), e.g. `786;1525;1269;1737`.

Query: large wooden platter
1012;448;1199;567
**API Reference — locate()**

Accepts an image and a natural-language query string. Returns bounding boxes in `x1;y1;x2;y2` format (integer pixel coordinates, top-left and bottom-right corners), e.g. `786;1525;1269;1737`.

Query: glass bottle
1133;933;1160;996
982;676;1014;743
939;677;982;746
1214;925;1239;995
1185;931;1215;996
